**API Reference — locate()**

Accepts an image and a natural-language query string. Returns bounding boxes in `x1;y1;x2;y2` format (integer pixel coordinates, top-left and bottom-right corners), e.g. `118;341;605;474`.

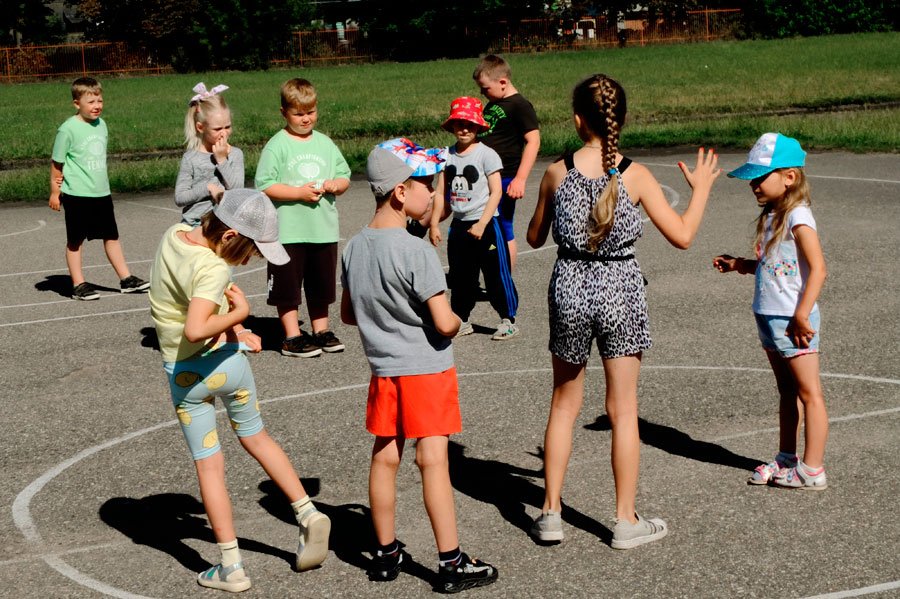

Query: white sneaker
456;320;474;337
491;318;519;340
611;514;668;549
530;510;564;542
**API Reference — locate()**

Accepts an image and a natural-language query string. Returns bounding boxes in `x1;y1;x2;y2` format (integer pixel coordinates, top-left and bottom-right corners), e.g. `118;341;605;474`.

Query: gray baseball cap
366;137;446;197
214;188;289;265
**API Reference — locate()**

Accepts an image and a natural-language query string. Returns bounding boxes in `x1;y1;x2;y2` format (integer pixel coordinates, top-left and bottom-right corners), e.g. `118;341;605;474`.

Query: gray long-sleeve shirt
174;148;245;226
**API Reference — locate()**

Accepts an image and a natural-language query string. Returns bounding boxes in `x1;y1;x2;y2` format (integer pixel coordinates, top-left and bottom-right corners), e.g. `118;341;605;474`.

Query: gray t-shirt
174;147;245;226
444;142;503;221
341;227;454;376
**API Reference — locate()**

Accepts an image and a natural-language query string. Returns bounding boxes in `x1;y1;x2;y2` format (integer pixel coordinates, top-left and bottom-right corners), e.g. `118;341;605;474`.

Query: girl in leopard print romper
526;74;721;549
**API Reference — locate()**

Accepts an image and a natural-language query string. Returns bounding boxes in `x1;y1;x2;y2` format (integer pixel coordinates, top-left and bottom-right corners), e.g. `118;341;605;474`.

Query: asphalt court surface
1;151;898;598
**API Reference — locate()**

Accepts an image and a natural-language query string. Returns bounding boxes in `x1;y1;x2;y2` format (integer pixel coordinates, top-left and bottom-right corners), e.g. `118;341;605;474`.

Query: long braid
585;76;623;251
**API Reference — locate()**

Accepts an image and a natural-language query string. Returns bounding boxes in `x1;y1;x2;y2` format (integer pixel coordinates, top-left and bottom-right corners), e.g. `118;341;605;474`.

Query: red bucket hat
441;96;489;133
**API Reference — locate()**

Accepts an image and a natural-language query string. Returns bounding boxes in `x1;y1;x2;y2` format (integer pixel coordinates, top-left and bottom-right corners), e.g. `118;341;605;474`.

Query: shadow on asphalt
585;415;760;471
35;274;119;297
99;493;295;572
256;479;436;585
447;441;613;546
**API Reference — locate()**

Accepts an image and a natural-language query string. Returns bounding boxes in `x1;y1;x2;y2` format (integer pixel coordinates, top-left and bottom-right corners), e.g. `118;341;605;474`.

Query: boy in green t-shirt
49;77;149;300
255;78;351;358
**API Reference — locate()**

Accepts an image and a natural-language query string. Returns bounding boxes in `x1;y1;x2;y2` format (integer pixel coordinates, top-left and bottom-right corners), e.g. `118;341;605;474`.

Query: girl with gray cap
149;188;330;592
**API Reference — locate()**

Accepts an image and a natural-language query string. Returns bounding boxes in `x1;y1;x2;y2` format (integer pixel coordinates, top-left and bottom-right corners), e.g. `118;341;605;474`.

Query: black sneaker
367;548;405;582
72;282;99;301
282;333;323;358
437;553;498;594
120;275;150;293
313;330;345;353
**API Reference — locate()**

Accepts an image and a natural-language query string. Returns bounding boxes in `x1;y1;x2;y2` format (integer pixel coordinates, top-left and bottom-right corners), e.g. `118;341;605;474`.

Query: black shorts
267;242;337;307
61;194;119;246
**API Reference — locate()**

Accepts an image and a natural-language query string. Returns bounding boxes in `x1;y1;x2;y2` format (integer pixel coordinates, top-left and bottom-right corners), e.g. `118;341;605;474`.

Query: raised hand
678;147;721;192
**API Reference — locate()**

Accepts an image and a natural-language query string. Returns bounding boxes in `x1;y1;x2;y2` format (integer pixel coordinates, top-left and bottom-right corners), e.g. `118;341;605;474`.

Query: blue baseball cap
728;133;806;180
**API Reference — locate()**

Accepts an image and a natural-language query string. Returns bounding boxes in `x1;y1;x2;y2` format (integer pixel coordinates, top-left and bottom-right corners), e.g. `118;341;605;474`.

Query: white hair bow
189;82;229;105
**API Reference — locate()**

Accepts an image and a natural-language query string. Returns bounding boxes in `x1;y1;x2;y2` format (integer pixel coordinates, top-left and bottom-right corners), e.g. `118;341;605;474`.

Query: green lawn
1;32;898;202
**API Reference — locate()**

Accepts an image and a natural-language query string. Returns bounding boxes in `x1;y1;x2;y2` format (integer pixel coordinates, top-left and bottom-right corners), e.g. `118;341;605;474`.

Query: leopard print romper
548;154;652;363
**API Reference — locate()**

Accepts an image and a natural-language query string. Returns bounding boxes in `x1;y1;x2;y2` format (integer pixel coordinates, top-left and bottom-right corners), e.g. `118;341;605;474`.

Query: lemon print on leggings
202;429;218;449
175;371;201;387
234;389;251;404
176;406;191;426
206;372;227;390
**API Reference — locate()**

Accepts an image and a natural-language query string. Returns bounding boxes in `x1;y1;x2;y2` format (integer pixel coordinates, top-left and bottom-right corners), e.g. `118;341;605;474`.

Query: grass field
1;32;898;202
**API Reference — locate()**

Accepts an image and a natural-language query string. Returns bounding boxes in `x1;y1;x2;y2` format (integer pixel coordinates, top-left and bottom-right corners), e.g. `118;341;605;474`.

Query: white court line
801;581;900;599
0;220;46;238
0;259;153;279
642;162;900;184
118;200;180;213
11;365;899;599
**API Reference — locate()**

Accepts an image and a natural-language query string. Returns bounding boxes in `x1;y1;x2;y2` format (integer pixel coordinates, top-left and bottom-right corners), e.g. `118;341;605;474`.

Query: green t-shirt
51;115;110;197
254;129;351;244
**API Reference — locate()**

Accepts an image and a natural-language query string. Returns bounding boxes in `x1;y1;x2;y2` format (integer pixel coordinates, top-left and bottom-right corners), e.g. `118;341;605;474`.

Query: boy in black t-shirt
473;54;541;270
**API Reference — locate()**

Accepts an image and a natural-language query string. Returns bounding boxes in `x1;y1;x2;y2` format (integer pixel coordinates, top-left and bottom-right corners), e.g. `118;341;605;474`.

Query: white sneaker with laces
491;318;519;340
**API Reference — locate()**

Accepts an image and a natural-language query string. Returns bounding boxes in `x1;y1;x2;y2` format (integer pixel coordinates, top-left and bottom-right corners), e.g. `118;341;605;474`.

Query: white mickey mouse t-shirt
443;142;503;222
752;205;818;316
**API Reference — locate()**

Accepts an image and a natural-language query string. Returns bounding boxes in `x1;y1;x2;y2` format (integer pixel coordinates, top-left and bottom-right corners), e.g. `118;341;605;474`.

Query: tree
1;1;65;46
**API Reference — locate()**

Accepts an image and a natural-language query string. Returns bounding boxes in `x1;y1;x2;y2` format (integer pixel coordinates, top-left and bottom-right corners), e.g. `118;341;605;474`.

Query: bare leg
103;239;131;279
370;436;404;546
541;356;587;513
765;351;801;454
415;436;459;552
278;306;302;339
238;429;305;502
603;354;642;523
66;242;86;285
508;239;518;270
787;353;828;468
195;452;236;543
308;302;330;335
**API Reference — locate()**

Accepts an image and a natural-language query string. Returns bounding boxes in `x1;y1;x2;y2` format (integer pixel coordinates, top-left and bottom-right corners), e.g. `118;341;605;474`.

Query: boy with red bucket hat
433;97;520;340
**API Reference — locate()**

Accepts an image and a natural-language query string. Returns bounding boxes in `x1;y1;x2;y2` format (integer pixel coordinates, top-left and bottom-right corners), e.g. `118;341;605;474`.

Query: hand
678;147;721;192
212;137;230;164
786;314;816;348
713;254;739;273
468;222;486;240
298;182;324;203
429;225;442;246
207;183;225;200
320;179;336;194
49;194;61;211
239;331;262;352
506;177;526;199
224;283;250;320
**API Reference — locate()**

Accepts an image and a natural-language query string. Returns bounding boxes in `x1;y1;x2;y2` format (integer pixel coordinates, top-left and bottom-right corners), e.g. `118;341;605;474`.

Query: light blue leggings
164;345;264;460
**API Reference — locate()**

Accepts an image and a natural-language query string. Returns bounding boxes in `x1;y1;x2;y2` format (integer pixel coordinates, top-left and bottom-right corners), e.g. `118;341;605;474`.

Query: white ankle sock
218;540;241;568
291;495;315;525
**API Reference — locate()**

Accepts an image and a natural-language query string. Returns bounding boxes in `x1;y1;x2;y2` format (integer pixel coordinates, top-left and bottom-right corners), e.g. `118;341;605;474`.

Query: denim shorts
754;309;820;358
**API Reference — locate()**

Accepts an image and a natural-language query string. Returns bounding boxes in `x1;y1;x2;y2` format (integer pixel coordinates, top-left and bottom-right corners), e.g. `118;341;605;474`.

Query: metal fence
2;9;740;82
1;42;164;82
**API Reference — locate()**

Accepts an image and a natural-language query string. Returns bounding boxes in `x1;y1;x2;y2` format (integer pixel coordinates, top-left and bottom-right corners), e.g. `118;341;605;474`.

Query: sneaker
367;547;406;582
282;333;323;358
491;318;519;340
748;454;797;485
296;510;331;571
313;330;345;353
437;553;498;594
530;510;564;543
72;282;99;301
120;275;150;293
773;461;828;491
611;513;668;550
197;562;251;593
455;320;474;338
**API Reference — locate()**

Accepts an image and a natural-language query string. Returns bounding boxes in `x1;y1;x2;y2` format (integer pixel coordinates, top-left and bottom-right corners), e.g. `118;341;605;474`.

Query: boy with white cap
340;138;498;593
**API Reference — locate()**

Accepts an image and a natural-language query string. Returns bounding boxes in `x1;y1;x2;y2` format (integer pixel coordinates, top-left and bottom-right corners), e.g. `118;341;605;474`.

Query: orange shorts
366;367;462;439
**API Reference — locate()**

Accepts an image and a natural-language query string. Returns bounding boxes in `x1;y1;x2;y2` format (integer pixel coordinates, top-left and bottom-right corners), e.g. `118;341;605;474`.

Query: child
473;54;541;269
526;74;720;547
255;78;351;358
433;96;519;341
175;82;245;226
714;133;829;490
48;77;149;300
341;138;498;593
149;188;331;592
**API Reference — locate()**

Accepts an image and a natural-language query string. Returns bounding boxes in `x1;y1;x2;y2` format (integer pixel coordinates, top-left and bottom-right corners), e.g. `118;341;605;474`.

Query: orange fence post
81;43;86;76
4;47;10;83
